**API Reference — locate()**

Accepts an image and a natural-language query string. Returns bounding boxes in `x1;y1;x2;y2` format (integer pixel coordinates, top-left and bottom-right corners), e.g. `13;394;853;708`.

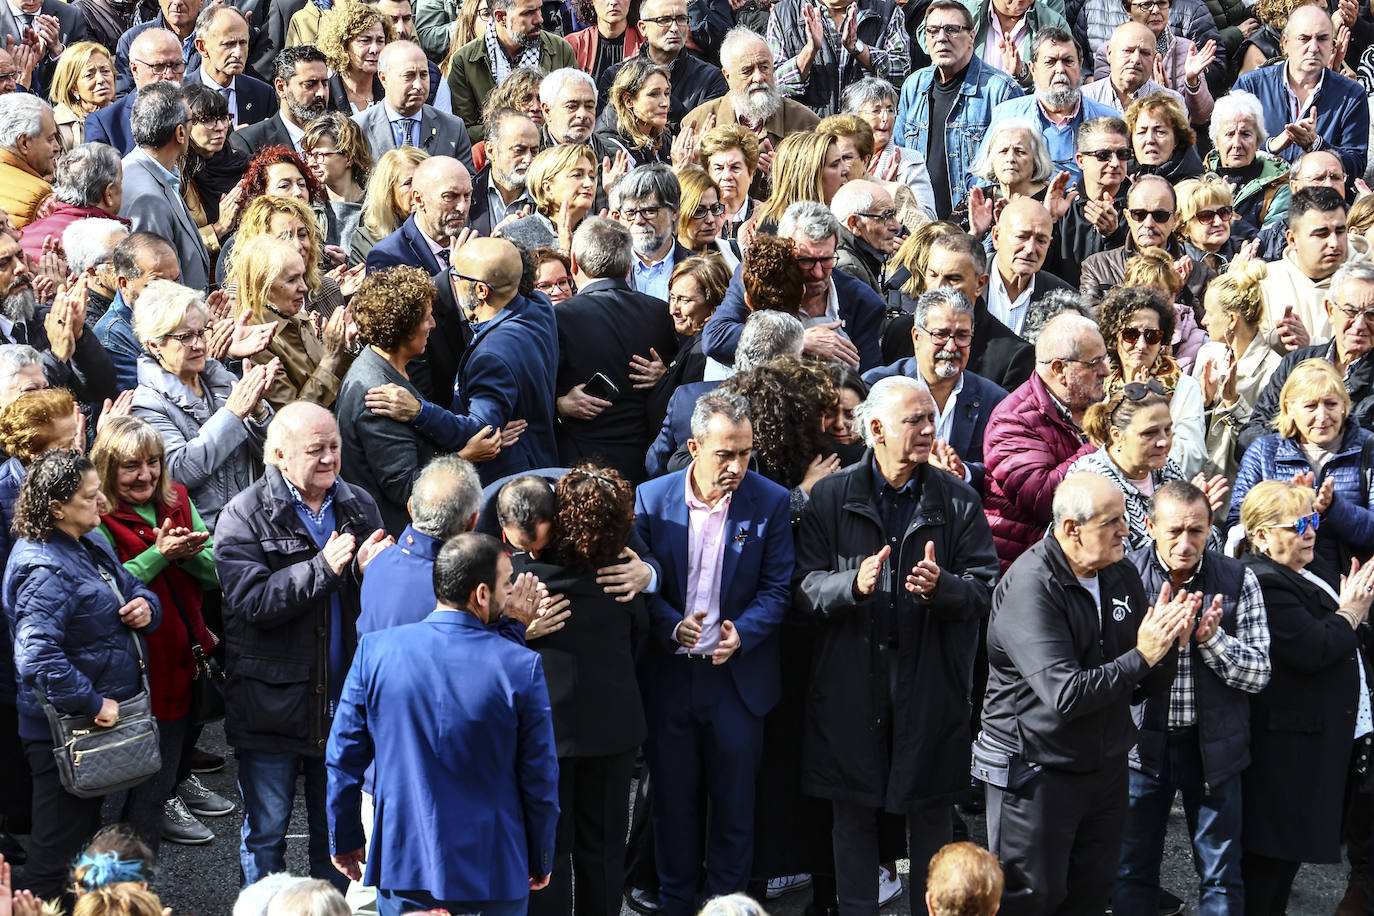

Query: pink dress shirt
679;465;733;654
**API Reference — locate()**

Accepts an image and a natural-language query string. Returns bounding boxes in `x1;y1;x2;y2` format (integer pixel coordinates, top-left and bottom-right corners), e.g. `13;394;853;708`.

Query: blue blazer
701;267;886;373
1235;63;1370;179
327;610;559;902
644;379;718;478
632;468;795;716
84;91;137;156
366;214;442;275
859;362;1008;493
184;68;277;127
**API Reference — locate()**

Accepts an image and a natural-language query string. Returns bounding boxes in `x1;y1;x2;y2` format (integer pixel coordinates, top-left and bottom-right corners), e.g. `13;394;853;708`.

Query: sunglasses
1194;206;1234;223
1110;378;1167;423
1125;208;1174;223
1119;328;1164;346
1082;147;1134;163
1266;512;1321;536
690;202;726;220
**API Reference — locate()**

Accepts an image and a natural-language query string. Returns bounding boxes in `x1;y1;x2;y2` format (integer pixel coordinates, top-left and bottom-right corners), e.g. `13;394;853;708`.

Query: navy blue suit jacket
859;362;1009;493
184;69;276;127
83;91;137;155
702;266;886;372
1234;63;1370;178
366;214;443;275
327;609;559;902
644;379;718;479
632;468;794;716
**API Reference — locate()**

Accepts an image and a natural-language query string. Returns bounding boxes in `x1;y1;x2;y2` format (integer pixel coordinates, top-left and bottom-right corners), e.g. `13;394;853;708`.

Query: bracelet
1339;608;1360;627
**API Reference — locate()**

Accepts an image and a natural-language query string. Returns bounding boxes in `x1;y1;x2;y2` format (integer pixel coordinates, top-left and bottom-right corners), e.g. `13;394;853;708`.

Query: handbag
187;642;226;726
32;565;162;799
971;731;1041;791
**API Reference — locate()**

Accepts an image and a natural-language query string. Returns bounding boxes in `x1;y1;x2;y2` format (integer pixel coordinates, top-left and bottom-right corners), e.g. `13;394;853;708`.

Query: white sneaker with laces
878;866;904;906
765;874;812;899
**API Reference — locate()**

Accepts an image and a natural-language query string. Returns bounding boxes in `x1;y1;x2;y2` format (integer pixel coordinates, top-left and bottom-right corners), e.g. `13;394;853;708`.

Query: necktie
437;247;450;266
12;322;27;345
220;86;233;122
399;118;415;147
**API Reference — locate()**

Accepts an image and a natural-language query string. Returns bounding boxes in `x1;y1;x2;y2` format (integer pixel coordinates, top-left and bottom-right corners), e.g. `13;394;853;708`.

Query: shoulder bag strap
94;564;152;695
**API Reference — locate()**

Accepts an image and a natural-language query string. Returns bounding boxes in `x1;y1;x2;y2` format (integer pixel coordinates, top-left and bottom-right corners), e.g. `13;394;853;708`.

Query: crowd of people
0;0;1373;913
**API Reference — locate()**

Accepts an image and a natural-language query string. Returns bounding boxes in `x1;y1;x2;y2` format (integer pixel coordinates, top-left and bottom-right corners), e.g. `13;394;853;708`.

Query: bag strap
93;564;152;695
1361;435;1374;504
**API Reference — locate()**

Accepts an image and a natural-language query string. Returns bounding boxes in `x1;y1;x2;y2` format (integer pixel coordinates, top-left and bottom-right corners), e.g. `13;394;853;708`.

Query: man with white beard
469;108;539;235
611;164;692;302
680;27;819;197
862;287;1008;493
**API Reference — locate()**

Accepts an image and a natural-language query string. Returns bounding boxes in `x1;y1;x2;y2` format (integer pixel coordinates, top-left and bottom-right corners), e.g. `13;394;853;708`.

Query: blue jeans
1112;731;1244;916
376;889;527;916
238;750;347;893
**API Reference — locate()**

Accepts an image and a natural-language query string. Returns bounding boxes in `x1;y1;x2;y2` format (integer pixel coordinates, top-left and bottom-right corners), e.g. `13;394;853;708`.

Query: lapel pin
733;525;748;544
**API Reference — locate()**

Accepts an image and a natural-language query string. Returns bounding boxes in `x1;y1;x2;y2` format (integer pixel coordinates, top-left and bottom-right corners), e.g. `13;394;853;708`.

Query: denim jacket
894;55;1023;216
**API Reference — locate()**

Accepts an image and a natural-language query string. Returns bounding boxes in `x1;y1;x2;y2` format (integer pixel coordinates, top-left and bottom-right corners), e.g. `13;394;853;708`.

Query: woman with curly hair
1125;94;1203;183
592;57;673;168
1122;246;1207;373
700;124;761;238
514;464;646;916
302;112;374;254
318;0;396;114
336;266;438;535
741;235;805;315
222;195;347;320
47;41;115;150
482;66;547;134
353;147;428;264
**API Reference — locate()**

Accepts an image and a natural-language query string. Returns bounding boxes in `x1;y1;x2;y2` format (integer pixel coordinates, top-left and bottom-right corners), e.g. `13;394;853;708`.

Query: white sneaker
878;866;904;906
765;874;812;899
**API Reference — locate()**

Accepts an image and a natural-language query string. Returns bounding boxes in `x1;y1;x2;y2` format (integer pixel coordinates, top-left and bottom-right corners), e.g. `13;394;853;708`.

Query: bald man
84;29;185;155
366;155;474;274
364;237;560;485
353;40;474;171
1082;22;1206;125
986;198;1074;336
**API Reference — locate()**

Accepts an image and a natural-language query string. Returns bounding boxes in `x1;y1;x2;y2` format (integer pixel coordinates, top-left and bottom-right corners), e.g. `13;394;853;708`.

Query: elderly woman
181;84;248;259
1238;479;1374;914
352;147;427;264
1202;91;1290;236
515;464;646;916
335;267;437;536
699;125;760;239
532;247;577;304
228;195;347;320
319;0;394;114
1230;359;1374;575
91;416;229;852
130;280;277;531
5;448;159;902
970;119;1055;207
660;254;730;394
503;144;599;253
1126;94;1204;182
592;57;673;169
48;42;115;150
1192;260;1276;480
674;168;740;268
843;76;936;215
1099;285;1207;477
1122;247;1207;372
227;236;354;410
1175;174;1243;274
302;113;373;254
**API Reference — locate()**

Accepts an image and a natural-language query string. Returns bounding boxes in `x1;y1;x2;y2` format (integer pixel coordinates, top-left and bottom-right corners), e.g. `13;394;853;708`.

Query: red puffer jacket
983;373;1096;571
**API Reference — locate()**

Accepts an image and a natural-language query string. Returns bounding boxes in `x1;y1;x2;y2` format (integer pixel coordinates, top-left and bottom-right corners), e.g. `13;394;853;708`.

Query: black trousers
0;704;31;833
1240;854;1302;916
987;763;1129;916
22;739;105;905
529;749;637;916
832;801;950;916
118;714;189;856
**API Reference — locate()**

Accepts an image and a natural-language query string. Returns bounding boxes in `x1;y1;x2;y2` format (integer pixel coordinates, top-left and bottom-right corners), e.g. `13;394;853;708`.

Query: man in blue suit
84;28;185;155
862;288;1008;493
633;389;795;916
326;532;560;916
366;155;472;274
701;201;887;373
186;5;275;129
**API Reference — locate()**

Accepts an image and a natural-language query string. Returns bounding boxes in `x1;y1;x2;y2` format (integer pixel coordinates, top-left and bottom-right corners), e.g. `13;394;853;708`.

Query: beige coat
250;308;354;409
1259;235;1371;353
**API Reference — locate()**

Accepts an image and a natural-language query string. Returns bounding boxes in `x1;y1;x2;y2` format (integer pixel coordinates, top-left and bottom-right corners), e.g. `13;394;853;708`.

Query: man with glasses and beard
863;288;1008;493
469;108;538;235
612;164;691;301
230;45;331;157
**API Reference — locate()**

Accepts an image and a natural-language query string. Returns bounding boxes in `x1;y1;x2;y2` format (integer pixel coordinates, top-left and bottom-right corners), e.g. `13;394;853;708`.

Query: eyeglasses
1081;147;1134;162
641;13;689;25
621;205;663;221
921;325;973;347
1264;512;1321;536
690;202;726;220
1039;354;1110;369
923;23;972;37
0;70;17;82
1297;171;1346;183
858;208;899;223
1131;0;1169;9
134;58;187;75
795;254;836;269
450;269;489;289
164;328;208;345
1193;205;1234;223
304;149;345;160
192;113;231;125
1336;303;1374;323
535;275;576;292
1125;207;1174;223
1120;327;1164;346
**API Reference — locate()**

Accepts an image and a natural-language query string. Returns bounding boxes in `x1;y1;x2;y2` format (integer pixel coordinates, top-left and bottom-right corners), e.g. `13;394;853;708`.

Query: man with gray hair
0;343;46;408
796;373;998;911
86;29;189;156
539;68;598;146
702;199;888;372
0;93;61;228
554;215;677;483
863;288;1008;492
468;107;538;234
980;470;1196;915
186;3;274;129
61;218;129;327
611;163;688;301
22;142;123;264
831;178;901;294
119;82;212;292
646;309;805;477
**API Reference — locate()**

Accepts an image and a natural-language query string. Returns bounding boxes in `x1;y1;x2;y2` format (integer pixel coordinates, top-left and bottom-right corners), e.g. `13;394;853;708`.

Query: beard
286;97;326;125
495;164;528;191
631;226;670;257
1037;84;1080;109
0;285;35;324
732;83;782;125
933;354;962;378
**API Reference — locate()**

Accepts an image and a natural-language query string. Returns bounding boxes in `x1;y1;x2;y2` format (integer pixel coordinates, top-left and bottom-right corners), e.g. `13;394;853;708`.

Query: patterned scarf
485;26;542;83
1106;352;1183;399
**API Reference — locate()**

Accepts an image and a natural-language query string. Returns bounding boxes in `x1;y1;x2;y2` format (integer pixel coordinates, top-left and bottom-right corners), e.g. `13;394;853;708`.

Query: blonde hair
362;146;428;239
235;195;324;296
73;884;164;916
527;143;598;218
756;132;834;226
888;221;960;298
699;124;759;173
90;415;172;509
675;167;720;246
1176;173;1235;226
1348;194;1374;237
0;387;75;462
926;842;1004;916
48;42;113;114
1240;479;1316;550
817;113;875;162
1204;258;1268;327
1276;358;1350;439
1124;246;1185;298
227;235;303;322
316;0;396;74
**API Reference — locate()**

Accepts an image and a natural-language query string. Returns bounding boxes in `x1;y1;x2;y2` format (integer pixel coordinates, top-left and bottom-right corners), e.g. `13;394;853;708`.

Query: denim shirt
894;56;1023;216
93;291;140;392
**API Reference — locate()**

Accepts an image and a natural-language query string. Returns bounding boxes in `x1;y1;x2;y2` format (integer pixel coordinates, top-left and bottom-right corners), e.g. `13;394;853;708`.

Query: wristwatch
853;39;867;54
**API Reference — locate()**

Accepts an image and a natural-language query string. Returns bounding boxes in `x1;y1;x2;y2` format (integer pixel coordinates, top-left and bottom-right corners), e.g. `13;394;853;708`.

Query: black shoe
625;888;662;915
189;748;225;774
0;831;25;866
1157;890;1184;916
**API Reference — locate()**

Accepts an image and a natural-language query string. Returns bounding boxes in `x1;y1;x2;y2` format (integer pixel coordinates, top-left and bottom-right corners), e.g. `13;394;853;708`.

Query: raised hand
1045;171;1077;222
839;3;858;51
1338;555;1374;623
1136;581;1201;664
757;138;776;177
967;185;994;238
1315;476;1336;513
356;529;394;573
906;541;940;596
45;276;86;362
1193;593;1224;642
1001;33;1022;79
1153;54;1170;88
601;150;631;192
854;544;890;597
1188;472;1229;513
227;311;278;359
671;123;699;170
801;2;825;49
505;570;548;626
1184;40;1216;86
929;438;966;480
1276;305;1310;351
1229;238;1260;267
322;306;350;359
96;389;135;433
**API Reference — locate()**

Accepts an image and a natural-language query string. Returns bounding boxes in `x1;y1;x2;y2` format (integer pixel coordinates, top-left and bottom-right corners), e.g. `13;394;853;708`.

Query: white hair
1052;471;1112;528
720;26;768;71
1034;312;1102;363
540;67;595;103
830;180;879;226
233;875;311;916
0;94;49;150
852;375;927;448
1208;89;1268;148
63;218;128;276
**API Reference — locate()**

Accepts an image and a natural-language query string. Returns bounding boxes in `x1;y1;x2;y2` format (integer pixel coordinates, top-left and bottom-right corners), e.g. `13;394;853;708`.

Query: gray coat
119;148;212;293
351;104;475;176
131;356;271;531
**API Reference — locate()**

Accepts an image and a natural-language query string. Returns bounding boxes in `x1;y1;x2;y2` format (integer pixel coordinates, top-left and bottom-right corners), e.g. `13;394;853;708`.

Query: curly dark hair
351;266;435;351
742;235;804;315
237;145;326;220
1097;285;1175;368
549;464;636;572
721;356;836;489
13;449;94;542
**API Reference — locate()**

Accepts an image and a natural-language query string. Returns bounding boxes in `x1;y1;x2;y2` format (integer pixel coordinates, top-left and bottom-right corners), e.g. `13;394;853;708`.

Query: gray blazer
352;104;475;176
131;356;271;532
119;148;212;293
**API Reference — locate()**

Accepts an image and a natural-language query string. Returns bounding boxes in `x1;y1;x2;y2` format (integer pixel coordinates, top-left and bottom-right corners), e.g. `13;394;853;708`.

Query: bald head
1283;4;1335;80
378;40;430;117
1108;21;1156;92
992;198;1052;282
265;401;342;496
411;156;473;245
130;29;184;90
1035;312;1101;362
451;238;523;311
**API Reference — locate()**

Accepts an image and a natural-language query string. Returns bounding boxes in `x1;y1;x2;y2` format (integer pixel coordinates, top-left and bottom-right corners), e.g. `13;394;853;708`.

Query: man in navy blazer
185;5;274;128
327;533;560;916
702;201;886;372
1233;4;1370;179
84;28;185;155
366;155;472;274
862;288;1009;493
633;389;794;916
115;10;202;97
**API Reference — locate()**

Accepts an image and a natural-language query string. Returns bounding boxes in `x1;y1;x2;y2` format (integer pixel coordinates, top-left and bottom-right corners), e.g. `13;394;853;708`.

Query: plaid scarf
1106;352;1183;398
485;26;542;83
